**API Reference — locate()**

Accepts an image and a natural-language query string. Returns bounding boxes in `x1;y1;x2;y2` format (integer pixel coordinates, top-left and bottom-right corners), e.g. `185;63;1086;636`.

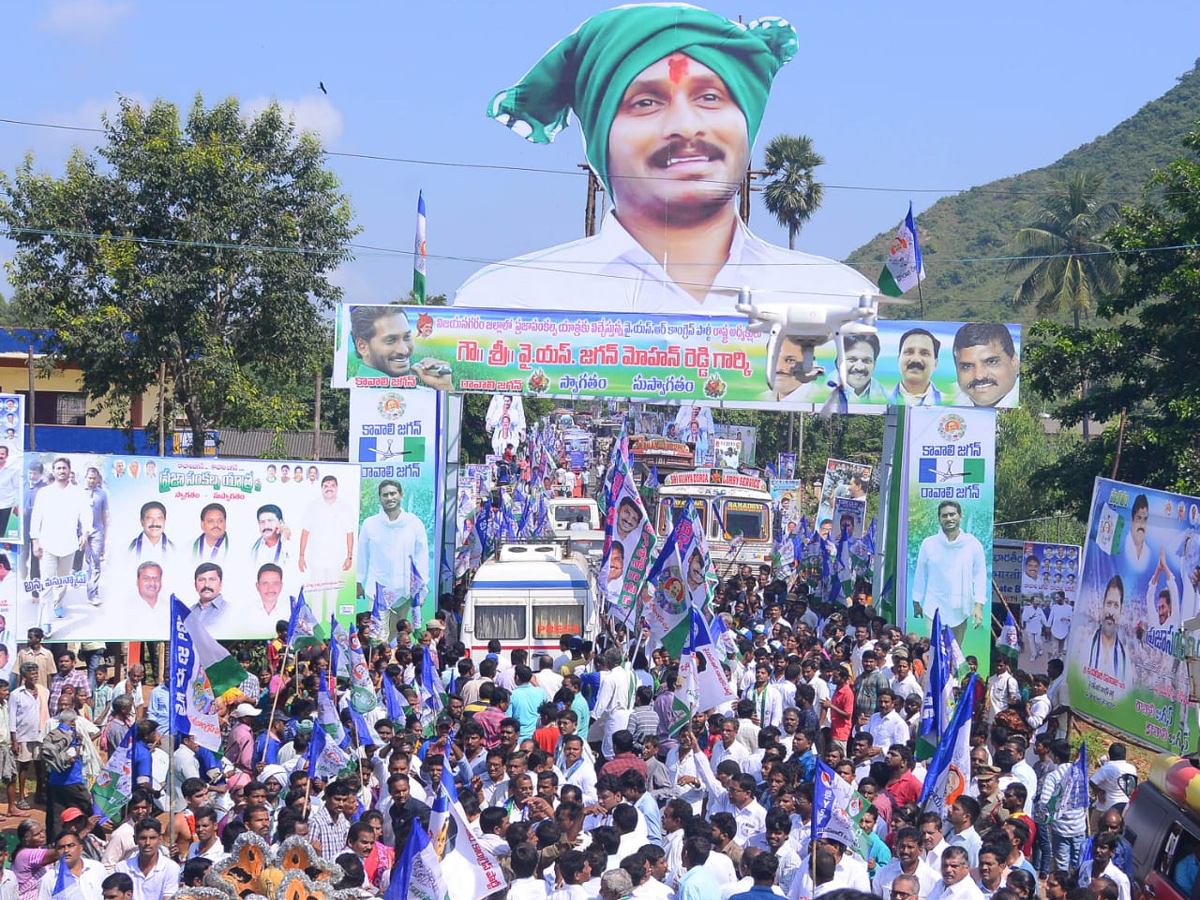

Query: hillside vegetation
843;60;1200;323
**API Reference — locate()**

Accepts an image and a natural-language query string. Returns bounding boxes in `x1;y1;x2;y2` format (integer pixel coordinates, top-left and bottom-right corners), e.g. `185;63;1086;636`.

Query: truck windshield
720;500;769;541
474;605;526;641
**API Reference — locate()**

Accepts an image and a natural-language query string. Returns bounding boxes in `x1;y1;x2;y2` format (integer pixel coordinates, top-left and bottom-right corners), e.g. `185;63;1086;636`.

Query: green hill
844;59;1200;323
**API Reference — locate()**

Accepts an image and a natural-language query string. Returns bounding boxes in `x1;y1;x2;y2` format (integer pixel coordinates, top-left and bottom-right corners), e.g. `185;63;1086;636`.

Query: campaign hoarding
1;394;26;544
1066;478;1200;753
1020;541;1082;602
333;305;1022;413
0;543;17;680
349;389;442;624
833;497;866;539
14;455;361;641
816;459;873;526
901;407;996;670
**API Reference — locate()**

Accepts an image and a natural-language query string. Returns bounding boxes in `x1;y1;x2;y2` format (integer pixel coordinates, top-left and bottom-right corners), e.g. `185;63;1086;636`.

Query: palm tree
1007;171;1121;328
761;134;825;249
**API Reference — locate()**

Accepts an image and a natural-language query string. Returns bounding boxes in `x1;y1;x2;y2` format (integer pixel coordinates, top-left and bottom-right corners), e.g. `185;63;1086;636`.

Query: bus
652;469;774;575
462;541;598;660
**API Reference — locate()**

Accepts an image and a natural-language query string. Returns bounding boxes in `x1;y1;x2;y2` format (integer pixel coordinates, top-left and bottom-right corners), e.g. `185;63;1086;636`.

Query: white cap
234;703;262;718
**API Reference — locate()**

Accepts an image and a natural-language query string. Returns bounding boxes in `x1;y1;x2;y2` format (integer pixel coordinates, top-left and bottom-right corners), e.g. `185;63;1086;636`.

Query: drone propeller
709;285;918;306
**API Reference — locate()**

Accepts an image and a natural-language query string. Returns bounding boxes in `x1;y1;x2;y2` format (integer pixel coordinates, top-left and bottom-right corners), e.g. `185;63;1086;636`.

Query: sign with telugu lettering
349;389;443;623
1067;477;1200;754
899;407;997;672
332;305;1023;412
13;453;361;640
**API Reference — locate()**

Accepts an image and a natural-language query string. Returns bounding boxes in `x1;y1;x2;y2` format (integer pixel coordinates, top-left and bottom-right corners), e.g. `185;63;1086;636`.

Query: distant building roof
217;429;347;461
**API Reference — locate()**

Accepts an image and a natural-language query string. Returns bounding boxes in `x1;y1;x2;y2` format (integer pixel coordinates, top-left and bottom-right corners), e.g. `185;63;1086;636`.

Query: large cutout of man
911;500;986;646
454;6;877;313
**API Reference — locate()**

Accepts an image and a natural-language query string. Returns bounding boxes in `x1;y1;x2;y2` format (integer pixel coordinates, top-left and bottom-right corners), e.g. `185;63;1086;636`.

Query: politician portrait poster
14;454;361;641
1066;478;1200;754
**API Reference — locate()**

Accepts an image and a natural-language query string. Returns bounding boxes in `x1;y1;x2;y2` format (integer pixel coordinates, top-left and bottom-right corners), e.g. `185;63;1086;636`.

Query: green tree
761;134;825;249
1024;122;1200;513
0;95;357;454
1007;171;1121;328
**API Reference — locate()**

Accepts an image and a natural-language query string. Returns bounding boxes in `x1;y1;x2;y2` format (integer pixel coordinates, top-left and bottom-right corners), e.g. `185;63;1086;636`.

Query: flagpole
916;278;925;318
267;644;291;725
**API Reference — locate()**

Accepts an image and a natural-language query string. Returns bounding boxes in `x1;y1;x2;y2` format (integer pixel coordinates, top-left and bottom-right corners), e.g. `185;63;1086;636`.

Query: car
1127;755;1200;900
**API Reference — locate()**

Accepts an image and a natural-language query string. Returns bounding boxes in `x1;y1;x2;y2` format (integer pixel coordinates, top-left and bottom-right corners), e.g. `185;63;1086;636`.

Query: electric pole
580;164;605;236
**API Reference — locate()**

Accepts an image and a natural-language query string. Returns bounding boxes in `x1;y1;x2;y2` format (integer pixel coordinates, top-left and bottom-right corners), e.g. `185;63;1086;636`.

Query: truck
461;541;598;661
652;469;774;576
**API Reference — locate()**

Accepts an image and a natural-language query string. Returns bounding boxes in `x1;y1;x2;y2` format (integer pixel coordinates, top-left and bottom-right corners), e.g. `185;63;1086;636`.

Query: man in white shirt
866;690;909;756
873;828;940;900
39;831;106;900
912;500;987;647
357;479;429;620
744;663;783;729
455;7;876;327
116;819;180;900
299;475;356;619
925;846;984;900
889;651;923;703
29;457;91;632
561;735;597;805
592;649;633;759
711;717;750;770
985;658;1020;725
1090;743;1138;819
1082;832;1131;900
919;813;949;873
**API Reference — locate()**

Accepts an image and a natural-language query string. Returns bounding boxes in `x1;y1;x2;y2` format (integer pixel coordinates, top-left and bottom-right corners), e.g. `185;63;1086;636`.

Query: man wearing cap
224;703;261;790
454;5;877;317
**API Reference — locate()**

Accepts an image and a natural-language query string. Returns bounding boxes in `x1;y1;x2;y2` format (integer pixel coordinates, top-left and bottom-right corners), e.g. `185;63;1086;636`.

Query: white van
462;542;598;660
548;497;601;533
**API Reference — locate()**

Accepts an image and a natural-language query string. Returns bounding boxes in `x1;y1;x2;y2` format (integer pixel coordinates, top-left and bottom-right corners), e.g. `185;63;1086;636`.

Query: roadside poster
1067;478;1200;753
1020;541;1082;602
349;389;442;625
15;454;361;640
816;459;873;526
901;407;997;671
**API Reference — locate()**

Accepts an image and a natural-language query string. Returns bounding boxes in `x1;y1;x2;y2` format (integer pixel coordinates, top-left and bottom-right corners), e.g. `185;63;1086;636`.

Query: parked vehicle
1127;754;1199;900
461;540;597;660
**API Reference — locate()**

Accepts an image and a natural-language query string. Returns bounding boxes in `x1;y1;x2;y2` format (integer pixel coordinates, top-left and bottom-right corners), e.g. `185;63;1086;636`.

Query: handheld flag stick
267;644;291;725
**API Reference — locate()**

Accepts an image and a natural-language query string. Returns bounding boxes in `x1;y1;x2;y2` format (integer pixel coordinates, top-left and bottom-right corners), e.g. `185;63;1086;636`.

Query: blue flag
646;464;659;490
920;673;977;814
812;758;838;845
917;609;951;760
51;856;81;900
383;673;408;724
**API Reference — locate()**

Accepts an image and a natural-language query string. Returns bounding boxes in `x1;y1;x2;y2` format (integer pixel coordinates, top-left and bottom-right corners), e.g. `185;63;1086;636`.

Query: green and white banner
899;407;997;669
333;304;1023;412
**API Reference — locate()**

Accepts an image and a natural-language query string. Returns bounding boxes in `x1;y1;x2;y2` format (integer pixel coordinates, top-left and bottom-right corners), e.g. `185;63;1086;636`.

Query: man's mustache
968;378;998;390
649;139;725;168
905;361;926;372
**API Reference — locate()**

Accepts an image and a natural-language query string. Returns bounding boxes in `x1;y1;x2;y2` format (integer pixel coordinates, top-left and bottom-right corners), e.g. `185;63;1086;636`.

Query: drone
732;288;911;392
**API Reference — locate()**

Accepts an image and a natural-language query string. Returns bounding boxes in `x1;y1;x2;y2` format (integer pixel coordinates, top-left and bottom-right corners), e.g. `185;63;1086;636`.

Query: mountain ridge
842;58;1200;324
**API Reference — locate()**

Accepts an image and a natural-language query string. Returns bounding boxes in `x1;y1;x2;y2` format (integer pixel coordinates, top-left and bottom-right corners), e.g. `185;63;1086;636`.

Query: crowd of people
0;572;1134;900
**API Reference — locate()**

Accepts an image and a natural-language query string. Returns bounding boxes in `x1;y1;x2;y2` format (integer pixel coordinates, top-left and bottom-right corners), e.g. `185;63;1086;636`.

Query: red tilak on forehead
668;54;689;84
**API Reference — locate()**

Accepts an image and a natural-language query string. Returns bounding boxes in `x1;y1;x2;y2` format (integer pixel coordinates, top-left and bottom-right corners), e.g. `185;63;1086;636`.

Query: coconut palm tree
1007;171;1121;327
761;134;825;249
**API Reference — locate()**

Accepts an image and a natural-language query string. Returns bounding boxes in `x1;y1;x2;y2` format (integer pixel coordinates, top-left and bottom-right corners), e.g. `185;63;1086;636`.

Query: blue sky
2;0;1197;305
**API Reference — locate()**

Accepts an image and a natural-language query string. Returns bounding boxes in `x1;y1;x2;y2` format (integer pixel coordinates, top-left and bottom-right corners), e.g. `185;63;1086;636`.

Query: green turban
488;4;798;194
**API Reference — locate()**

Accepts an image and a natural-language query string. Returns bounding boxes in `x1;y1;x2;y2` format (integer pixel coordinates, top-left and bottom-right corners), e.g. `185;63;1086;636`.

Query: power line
2;223;1194;304
0;114;1168;203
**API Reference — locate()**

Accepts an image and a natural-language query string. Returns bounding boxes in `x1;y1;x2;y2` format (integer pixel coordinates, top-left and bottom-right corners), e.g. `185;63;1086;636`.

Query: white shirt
711;739;750;770
38;860;107;900
117;854;181;900
872;859;941;900
30;480;91;557
357;510;429;601
1091;860;1131;900
866;710;909;755
507;878;549;900
1091;759;1138;810
1049;603;1073;640
455;211;878;322
302;496;356;564
986;673;1020;723
927;878;985;900
891;674;924;702
913;530;987;629
744;683;783;729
